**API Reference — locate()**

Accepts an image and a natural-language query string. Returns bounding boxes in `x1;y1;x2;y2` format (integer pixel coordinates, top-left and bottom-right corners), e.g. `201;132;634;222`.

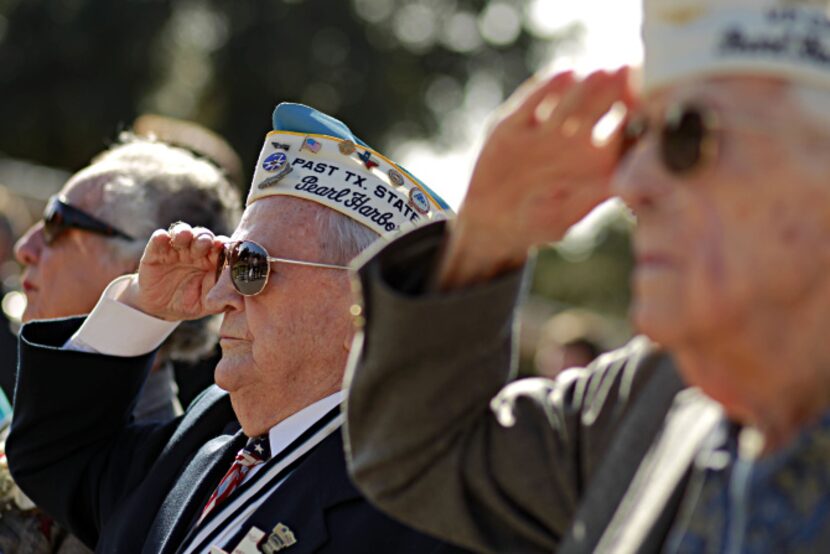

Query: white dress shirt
64;275;345;553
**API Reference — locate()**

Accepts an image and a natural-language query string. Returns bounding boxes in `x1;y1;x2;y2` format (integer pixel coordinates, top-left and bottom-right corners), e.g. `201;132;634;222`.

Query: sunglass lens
229;241;270;296
661;105;709;174
42;200;63;245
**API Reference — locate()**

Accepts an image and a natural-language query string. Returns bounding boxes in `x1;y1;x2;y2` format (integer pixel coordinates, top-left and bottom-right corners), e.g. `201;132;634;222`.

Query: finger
170;223;195;250
544;69;624;133
505;71;576;126
143;229;174;260
191;232;215;258
190;226;215;240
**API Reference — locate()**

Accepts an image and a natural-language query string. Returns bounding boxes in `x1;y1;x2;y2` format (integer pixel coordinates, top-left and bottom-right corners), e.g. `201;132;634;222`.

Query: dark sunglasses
42;196;135;245
622;102;719;176
215;239;350;296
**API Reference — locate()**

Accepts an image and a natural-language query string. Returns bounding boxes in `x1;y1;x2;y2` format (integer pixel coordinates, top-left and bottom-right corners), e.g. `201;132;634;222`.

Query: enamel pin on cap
246;103;453;236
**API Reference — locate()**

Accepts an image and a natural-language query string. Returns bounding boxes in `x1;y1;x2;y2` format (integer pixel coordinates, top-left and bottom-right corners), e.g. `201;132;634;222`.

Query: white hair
89;133;241;264
314;206;380;265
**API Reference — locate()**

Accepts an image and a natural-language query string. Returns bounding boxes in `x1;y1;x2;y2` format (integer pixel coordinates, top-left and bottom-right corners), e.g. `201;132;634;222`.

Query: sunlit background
0;0;644;375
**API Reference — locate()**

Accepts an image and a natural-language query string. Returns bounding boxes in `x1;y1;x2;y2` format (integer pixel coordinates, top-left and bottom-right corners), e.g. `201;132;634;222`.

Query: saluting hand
439;67;635;290
118;223;226;321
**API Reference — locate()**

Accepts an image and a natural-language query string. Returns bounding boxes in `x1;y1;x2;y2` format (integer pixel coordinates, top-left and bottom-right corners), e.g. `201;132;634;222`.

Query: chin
630;301;688;348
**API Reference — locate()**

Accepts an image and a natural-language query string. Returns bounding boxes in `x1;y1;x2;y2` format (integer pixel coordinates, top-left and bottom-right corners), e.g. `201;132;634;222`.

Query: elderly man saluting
343;0;830;552
5;104;467;554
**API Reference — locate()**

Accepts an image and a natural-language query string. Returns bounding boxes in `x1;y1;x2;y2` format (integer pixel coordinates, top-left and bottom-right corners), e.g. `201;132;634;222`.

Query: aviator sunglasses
622;102;720;176
42;195;135;245
215;239;350;296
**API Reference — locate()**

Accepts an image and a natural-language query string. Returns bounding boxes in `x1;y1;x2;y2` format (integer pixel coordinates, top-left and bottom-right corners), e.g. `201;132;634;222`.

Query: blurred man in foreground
344;0;830;552
6;104;468;553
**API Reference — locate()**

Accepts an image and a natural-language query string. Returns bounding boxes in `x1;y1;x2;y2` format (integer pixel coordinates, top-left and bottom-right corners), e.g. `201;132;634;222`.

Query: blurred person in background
534;309;606;379
0;187;34;404
344;0;830;552
0;132;240;554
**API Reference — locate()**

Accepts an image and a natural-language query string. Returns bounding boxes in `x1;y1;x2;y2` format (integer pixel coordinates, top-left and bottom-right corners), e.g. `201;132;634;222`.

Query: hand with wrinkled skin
438;67;636;290
117;223;227;321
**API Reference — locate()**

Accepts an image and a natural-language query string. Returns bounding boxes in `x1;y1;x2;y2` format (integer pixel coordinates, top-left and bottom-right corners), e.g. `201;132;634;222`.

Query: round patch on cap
388;169;405;187
408;188;431;215
262;152;288;172
339;140;356;155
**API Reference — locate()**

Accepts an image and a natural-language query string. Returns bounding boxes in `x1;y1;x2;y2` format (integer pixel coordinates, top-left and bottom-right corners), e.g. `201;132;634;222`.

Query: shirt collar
267;391;344;456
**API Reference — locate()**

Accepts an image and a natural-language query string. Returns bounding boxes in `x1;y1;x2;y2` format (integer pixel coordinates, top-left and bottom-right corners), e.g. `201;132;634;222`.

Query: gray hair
314;206;380;265
90;133;243;362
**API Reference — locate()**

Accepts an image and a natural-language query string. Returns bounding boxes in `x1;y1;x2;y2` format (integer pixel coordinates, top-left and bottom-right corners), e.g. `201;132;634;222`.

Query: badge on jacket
210;522;297;554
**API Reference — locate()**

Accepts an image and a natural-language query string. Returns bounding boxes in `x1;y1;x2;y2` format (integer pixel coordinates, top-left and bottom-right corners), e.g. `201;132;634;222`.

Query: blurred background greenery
0;0;634;372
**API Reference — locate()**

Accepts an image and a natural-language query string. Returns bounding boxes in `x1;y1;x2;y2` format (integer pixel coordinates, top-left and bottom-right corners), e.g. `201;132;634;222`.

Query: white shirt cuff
66;275;180;356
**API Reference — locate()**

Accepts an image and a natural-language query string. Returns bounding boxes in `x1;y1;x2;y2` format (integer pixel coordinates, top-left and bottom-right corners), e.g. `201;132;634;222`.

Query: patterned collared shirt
667;409;830;553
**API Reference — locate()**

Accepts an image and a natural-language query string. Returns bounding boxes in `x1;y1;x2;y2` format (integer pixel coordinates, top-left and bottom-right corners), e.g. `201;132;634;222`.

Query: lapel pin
339;140;356;155
271;142;291;151
358;150;379;170
300;137;322;154
259;522;297;553
226;526;266;554
409;188;431;215
257;166;294;189
387;169;405;187
262;152;288;173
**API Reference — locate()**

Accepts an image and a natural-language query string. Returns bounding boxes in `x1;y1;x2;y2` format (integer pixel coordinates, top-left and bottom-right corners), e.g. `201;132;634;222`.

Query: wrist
436;217;528;291
115;274;164;320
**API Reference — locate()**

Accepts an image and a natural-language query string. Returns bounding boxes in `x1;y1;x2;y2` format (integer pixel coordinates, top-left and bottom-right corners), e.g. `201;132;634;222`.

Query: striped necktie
200;435;271;522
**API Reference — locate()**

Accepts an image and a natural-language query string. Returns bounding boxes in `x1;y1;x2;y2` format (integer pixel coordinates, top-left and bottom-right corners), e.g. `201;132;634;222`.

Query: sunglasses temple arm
267;257;350;271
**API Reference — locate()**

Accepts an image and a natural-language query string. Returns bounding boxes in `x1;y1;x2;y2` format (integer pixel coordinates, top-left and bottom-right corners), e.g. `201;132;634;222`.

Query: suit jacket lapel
148;430;247;554
559;355;686;554
594;389;723;553
200;431;360;554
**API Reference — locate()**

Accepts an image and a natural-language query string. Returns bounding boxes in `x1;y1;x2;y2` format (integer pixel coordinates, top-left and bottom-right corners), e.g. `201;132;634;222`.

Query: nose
15;222;45;267
611;140;671;216
204;265;245;314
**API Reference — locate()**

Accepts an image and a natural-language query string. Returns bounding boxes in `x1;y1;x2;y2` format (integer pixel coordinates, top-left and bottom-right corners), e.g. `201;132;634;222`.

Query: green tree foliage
0;0;556;185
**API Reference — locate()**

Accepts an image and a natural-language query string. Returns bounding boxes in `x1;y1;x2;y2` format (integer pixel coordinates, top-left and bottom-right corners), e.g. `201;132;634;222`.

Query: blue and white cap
247;103;451;236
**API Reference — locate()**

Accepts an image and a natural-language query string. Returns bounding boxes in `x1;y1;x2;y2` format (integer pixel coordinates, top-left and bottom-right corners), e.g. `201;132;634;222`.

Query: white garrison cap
643;0;830;92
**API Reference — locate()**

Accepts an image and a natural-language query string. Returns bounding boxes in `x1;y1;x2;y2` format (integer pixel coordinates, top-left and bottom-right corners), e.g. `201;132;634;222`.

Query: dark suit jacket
343;221;724;554
7;316;471;554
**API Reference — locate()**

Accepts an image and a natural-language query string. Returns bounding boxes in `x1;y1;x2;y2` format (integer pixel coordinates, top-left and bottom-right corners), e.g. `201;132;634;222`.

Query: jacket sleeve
343;221;665;554
6;317;180;548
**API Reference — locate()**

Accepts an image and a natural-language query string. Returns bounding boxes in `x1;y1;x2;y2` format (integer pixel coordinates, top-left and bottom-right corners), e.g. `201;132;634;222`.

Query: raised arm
344;69;643;553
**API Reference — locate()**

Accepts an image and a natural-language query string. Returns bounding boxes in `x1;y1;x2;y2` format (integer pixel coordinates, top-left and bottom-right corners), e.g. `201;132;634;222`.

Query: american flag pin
300;137;322;154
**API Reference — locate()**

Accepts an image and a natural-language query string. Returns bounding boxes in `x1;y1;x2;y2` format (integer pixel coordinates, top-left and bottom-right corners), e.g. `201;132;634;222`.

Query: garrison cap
644;0;830;93
247;103;450;236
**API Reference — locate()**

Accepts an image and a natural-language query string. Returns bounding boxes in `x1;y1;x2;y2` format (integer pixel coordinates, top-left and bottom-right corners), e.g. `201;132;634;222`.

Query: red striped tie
200;435;270;522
